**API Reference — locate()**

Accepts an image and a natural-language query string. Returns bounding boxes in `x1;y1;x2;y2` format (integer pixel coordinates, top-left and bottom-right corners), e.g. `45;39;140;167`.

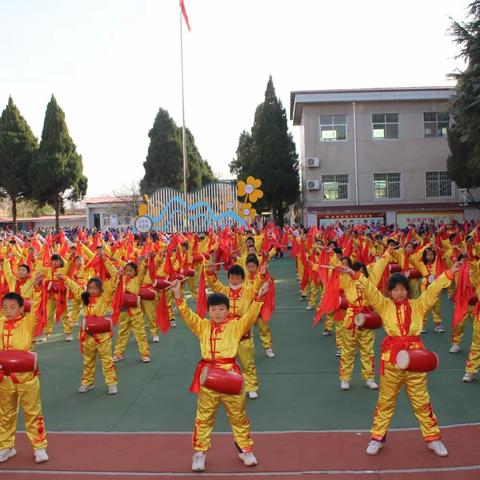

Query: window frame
424;171;454;198
373;172;402;200
319;114;348;142
321;173;349;201
423;112;449;138
371;112;399;140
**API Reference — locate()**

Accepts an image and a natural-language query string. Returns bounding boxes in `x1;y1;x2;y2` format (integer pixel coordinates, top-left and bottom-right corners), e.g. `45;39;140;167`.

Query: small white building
85;196;137;230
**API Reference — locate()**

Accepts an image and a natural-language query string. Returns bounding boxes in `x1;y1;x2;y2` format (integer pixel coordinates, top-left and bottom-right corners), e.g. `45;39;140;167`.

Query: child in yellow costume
62;272;119;394
245;254;275;358
113;260;151;363
463;260;480;383
339;260;462;457
171;277;269;472
67;255;90;327
0;274;49;464
206;264;263;399
3;258;35;300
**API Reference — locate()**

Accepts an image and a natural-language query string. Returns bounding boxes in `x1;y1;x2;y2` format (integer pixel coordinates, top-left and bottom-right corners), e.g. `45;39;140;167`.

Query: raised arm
412;270;454;315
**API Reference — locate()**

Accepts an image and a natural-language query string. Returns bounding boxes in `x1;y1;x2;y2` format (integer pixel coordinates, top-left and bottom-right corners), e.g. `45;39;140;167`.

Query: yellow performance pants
466;315;480;374
0;375;47;450
255;317;273;350
187;275;197;300
324;313;344;350
422;300;441;327
114;310;150;358
307;281;322;309
452;307;474;346
371;363;441;442
70;298;82;326
45;297;72;335
193;386;253;453
237;336;258;393
339;322;375;381
142;299;158;337
81;333;117;387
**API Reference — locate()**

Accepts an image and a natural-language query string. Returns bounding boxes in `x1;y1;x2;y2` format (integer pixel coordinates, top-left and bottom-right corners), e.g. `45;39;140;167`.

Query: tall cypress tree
229;130;255;180
447;1;480;191
30;95;87;230
251;76;299;226
0;97;38;232
140;108;215;195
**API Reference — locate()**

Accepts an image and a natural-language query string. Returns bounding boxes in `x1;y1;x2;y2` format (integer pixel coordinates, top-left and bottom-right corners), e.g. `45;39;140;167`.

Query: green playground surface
28;258;480;433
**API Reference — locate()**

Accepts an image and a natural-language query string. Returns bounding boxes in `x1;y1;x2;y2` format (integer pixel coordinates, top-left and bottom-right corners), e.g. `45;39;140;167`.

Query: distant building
85;196;137;230
290;86;478;227
0;215;86;230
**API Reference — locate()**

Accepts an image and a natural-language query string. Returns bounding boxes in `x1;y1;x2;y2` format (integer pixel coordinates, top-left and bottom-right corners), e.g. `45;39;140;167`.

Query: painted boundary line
29;421;480;435
2;464;480;477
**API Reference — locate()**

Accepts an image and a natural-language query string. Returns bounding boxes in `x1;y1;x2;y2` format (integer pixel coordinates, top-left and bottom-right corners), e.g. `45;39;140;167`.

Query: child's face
341;258;350;267
426;251;435;262
87;281;102;297
3;299;23;320
228;274;243;287
390;284;408;302
208;304;229;323
246;262;258;274
51;259;62;269
125;265;136;278
18;266;29;279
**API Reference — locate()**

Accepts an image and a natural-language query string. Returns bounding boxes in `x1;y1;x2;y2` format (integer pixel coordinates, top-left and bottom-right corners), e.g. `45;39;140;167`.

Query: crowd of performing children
0;220;479;472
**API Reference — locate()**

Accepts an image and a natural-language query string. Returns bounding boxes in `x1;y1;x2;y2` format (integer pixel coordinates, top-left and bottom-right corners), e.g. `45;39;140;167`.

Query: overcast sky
0;0;469;197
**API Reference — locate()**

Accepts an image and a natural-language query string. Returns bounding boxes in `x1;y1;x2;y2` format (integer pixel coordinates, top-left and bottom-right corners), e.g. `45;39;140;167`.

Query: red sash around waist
380;335;423;375
189;357;239;394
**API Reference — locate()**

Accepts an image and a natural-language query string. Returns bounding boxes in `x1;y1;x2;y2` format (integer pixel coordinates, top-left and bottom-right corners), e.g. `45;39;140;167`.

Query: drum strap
189;357;238;394
380;335;423;375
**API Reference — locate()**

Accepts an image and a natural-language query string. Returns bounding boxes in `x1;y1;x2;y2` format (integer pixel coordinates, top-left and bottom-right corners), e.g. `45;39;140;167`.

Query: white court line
1;464;480;477
33;421;480;435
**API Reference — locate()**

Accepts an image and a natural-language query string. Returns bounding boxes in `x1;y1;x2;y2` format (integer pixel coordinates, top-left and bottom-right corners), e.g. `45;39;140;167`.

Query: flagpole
180;3;187;197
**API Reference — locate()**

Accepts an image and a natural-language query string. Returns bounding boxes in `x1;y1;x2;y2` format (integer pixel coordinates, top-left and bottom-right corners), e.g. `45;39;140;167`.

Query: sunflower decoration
137;194;149;216
237;176;263;203
238;202;257;222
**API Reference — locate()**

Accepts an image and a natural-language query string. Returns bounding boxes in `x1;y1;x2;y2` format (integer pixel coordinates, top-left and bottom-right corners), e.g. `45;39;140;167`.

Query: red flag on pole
180;0;191;31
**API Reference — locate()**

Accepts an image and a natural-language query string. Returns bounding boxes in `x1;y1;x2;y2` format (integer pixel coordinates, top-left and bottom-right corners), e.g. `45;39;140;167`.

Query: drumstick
317;264;336;270
165;276;190;292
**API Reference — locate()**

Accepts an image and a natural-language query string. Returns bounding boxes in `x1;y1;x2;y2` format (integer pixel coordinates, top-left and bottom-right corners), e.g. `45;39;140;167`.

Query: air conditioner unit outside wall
306;157;320;168
307;180;321;190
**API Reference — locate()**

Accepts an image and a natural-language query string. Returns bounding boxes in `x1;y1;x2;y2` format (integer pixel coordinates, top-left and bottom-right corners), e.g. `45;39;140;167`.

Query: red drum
139;288;156;301
389;263;402;274
122;293;140;308
48;281;60;293
184;268;195;278
200;366;244;395
154;278;171;290
0;350;37;374
395;349;439;372
468;294;478;306
83;316;111;334
23;299;32;313
354;311;382;329
339;296;348;310
406;268;422;279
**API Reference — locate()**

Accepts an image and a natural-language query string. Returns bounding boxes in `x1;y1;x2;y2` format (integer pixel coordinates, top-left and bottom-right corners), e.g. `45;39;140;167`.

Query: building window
425;171;452;197
319;115;347;141
118;216;132;226
372;113;399;139
373;172;401;199
424;112;449;138
322;174;349;200
102;214;111;227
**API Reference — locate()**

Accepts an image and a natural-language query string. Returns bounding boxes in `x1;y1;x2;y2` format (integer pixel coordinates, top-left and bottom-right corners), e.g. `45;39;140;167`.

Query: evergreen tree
251;76;299;226
30;95;87;230
448;1;480;191
140;108;215;195
0;97;38;232
229;130;255;180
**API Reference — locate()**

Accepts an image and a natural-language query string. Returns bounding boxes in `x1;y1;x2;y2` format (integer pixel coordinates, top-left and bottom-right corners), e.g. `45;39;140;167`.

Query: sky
0;0;470;197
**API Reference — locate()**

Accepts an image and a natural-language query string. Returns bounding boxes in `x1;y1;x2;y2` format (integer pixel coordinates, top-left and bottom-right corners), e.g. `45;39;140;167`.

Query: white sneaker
434;324;445;333
335;348;341;357
34;449;49;463
322;330;332;336
421;326;427;334
191;451;206;472
265;348;275;358
306;305;314;311
366;440;383;455
428;440;448;457
463;372;476;383
365;379;378;390
238;451;258;466
0;448;16;463
78;384;94;393
152;335;160;343
113;354;125;362
449;344;461;353
40;334;49;343
108;385;118;395
248;391;258;399
65;334;74;342
340;380;350;390
141;356;151;363
170;319;177;327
